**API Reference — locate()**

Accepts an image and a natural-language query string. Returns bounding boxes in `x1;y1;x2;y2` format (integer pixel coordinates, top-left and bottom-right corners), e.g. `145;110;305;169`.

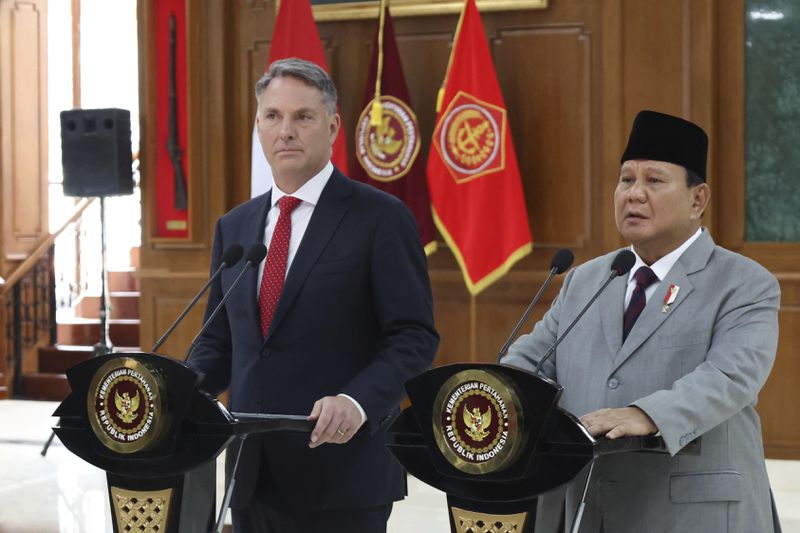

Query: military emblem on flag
434;91;507;183
355;95;421;183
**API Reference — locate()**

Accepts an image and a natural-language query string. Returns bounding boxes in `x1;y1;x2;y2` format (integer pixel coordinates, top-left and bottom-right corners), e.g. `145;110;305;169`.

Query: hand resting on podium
308;395;366;448
579;406;657;440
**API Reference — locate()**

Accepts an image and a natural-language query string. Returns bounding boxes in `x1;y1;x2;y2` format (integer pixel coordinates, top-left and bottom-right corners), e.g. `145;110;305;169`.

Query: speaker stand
92;197;113;356
44;197;114;457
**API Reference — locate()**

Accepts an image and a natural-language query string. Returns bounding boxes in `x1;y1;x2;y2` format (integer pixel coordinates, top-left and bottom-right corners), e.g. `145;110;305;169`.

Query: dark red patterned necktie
258;196;302;336
622;266;658;341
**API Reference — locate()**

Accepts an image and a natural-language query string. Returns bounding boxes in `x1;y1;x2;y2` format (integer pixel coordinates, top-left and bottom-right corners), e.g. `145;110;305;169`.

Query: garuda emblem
115;390;140;424
463;404;491;442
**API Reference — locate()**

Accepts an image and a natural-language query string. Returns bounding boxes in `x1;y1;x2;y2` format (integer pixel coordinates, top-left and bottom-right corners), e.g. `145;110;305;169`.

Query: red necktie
258;196;302;336
622;266;658;341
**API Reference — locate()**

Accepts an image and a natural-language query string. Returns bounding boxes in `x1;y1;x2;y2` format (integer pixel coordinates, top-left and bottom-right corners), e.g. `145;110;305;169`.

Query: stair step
38;344;142;374
21;373;71;401
76;292;139;320
57;319;140;347
108;269;138;293
38;345;94;373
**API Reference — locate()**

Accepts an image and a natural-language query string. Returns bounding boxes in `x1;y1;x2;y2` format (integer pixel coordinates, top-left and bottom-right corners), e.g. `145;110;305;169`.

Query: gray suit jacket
503;230;781;533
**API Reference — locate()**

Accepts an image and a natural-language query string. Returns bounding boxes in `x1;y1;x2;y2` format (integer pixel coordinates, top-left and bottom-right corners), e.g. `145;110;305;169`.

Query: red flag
426;0;532;294
251;0;348;196
350;4;436;255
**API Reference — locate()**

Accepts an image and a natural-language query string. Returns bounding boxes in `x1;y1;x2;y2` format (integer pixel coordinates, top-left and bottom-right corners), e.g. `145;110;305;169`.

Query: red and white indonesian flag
250;0;348;197
426;0;532;295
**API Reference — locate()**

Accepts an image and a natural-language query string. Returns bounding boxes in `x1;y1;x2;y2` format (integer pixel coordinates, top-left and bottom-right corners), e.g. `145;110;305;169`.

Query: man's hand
308;396;364;448
579;407;657;439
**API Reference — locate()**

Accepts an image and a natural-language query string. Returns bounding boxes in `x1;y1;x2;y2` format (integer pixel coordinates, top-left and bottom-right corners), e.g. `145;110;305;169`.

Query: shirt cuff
338;393;367;427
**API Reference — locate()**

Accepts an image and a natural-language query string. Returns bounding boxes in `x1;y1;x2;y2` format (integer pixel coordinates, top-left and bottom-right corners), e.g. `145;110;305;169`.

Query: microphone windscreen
551;249;574;274
221;244;244;267
246;243;268;264
610;250;636;276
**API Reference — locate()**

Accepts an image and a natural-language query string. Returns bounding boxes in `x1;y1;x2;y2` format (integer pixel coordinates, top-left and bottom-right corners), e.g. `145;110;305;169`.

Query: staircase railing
0;198;96;398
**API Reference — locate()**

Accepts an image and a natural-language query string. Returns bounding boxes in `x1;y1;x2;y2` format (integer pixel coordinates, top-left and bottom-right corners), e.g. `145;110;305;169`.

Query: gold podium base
110;486;173;533
450;505;529;533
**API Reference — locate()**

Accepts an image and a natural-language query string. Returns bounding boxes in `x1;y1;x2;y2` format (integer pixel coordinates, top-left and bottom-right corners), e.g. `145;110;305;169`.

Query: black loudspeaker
61;108;134;197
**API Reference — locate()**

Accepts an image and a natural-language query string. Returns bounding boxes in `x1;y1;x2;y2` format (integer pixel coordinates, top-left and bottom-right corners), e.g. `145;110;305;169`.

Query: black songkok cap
621;110;708;181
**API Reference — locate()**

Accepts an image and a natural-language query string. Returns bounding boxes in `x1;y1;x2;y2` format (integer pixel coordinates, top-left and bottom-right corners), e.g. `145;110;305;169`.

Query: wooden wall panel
494;26;592;250
0;0;48;270
621;1;686;120
759;276;800;459
139;275;209;358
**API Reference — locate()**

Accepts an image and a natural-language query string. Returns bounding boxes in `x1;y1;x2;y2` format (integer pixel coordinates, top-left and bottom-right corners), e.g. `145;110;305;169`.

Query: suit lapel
264;170;352;343
243;191;272;336
599;270;627;361
611;229;715;371
612;266;694;368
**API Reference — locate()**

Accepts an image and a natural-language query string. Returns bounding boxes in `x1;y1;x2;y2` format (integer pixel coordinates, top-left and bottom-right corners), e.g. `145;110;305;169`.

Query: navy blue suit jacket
189;168;439;511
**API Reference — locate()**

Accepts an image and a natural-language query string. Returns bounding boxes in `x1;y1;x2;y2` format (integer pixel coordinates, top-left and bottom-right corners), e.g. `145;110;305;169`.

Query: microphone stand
184;263;254;364
152;261;229;353
212;434;246;533
533;263;629;377
496;265;559;362
211;413;313;533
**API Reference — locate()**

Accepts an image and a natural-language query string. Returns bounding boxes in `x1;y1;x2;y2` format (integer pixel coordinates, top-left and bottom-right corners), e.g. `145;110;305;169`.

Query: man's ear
329;113;341;141
692;183;710;218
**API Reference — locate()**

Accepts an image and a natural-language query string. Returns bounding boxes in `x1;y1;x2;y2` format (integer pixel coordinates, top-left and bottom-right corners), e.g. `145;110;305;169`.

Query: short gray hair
255;58;338;115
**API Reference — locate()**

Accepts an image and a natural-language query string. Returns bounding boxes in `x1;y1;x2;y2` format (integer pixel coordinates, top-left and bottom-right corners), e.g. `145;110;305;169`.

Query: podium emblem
88;357;167;453
433;369;524;474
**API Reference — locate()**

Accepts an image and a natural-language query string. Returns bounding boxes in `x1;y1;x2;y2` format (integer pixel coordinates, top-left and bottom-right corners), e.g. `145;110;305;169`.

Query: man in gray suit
502;110;781;532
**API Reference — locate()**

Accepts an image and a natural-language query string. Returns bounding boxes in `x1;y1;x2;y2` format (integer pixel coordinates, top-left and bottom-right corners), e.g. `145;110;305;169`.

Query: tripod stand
42;196;113;456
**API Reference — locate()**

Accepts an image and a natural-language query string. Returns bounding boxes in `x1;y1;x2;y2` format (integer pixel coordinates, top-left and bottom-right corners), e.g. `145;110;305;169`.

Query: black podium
387;363;698;533
53;352;312;533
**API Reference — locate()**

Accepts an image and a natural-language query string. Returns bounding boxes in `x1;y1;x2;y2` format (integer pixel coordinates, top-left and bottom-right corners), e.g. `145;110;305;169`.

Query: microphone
532;250;635;376
151;245;244;353
183;243;268;364
496;249;574;362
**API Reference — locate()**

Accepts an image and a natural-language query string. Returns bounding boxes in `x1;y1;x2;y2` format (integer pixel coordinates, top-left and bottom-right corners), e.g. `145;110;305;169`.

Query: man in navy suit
189;58;439;532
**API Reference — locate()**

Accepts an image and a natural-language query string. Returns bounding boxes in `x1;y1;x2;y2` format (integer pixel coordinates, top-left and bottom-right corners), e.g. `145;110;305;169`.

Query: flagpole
370;0;388;125
469;294;478;362
436;0;469;112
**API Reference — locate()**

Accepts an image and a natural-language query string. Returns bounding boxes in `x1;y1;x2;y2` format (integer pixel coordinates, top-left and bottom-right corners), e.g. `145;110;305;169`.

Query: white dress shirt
256;161;366;426
624;227;703;308
256;161;333;290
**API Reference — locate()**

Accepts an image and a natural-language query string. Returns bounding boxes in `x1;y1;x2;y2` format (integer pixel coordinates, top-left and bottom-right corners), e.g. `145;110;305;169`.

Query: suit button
596;477;605;487
607;378;619;389
261;348;271;358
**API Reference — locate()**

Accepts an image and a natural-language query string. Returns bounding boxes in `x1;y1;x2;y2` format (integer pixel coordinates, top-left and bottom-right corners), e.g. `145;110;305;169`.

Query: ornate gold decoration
433;368;525;474
447;108;496;169
432;91;508;185
451;506;528;533
110;486;172;533
307;0;548;22
115;390;141;424
463;405;491;442
87;357;168;454
355;96;421;182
